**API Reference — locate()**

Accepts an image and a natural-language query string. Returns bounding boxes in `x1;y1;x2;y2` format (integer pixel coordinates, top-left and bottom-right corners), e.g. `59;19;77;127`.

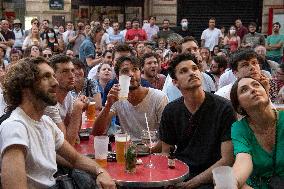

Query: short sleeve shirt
0;107;64;188
44;92;74;124
201;28;221;51
110;88;168;139
231;111;284;188
266;34;284;57
159;92;236;176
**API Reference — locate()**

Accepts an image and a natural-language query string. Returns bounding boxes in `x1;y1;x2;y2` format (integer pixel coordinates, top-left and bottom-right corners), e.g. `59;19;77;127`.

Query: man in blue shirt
79;25;104;74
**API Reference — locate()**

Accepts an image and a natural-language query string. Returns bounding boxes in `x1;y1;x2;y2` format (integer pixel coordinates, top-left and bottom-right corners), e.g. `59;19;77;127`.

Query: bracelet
96;169;104;177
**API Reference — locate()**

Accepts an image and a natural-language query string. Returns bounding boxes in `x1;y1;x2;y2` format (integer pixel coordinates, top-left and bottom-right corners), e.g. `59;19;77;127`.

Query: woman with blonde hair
22;26;43;51
224;25;241;53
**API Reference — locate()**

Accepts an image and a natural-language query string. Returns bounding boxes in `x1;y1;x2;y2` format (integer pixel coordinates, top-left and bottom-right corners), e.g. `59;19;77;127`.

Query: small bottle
168;146;176;169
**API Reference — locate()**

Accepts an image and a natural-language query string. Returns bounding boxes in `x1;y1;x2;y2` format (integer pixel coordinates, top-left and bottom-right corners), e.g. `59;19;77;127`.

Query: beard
32;85;57;106
129;79;141;91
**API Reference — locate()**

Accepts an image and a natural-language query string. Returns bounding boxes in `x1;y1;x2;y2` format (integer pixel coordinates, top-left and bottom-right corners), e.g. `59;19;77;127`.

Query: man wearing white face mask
175;18;194;38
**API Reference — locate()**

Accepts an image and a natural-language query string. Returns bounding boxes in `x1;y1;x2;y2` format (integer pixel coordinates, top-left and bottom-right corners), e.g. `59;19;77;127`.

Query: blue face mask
48;33;55;38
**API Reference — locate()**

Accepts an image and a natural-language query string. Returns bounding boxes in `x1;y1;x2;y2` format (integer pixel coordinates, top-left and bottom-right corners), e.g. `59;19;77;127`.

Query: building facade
1;0;283;35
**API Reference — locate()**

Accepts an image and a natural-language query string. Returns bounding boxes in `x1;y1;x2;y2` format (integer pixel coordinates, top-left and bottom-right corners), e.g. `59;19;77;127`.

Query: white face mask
181;22;188;28
54;29;59;33
48;33;55;38
229;29;236;35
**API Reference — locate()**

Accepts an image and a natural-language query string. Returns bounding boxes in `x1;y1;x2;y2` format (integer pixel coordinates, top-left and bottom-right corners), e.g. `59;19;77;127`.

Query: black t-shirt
0;30;15;41
174;27;194;38
159;92;236;176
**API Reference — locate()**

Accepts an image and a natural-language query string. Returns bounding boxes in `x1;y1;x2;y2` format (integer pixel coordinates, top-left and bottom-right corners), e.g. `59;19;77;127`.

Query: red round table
75;136;189;188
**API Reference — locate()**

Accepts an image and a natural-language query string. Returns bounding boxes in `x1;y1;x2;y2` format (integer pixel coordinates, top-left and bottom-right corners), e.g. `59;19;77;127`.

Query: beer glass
115;133;130;164
86;101;96;121
94;136;109;167
118;75;131;100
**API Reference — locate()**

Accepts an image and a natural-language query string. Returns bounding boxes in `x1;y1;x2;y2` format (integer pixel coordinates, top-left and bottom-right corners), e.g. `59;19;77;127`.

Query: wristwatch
96;168;104;177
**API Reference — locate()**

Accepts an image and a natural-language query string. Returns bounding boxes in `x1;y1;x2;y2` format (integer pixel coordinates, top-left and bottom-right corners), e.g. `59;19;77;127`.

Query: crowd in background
0;15;284;189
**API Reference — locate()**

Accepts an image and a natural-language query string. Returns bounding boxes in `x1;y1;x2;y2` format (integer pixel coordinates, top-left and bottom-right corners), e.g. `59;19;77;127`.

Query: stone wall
25;0;72;24
262;0;284;34
144;0;177;26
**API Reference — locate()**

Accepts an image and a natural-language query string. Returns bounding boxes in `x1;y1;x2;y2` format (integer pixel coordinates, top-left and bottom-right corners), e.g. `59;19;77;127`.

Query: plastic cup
212;166;236;189
118;75;131;100
86;102;96;121
115;133;130;164
94;136;109;167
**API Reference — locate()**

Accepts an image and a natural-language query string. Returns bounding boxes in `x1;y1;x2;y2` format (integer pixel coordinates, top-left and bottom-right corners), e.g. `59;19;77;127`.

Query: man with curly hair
0;57;115;189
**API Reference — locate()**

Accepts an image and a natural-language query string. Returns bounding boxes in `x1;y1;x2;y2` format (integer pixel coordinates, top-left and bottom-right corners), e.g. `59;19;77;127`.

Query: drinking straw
144;113;152;149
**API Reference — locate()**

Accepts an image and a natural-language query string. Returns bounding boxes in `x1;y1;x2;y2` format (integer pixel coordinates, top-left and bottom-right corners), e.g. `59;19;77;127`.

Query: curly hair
3;57;48;112
114;56;140;76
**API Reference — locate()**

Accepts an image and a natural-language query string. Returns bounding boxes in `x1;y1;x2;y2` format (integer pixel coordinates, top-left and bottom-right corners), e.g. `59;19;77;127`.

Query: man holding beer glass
44;54;89;146
92;56;168;153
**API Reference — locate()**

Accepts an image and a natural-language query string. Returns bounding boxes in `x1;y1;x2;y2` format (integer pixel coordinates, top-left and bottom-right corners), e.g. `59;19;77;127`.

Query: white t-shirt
110;88;168;139
218;69;237;89
201;28;222;51
45;92;74;124
0;107;64;189
215;83;233;100
0;88;6;117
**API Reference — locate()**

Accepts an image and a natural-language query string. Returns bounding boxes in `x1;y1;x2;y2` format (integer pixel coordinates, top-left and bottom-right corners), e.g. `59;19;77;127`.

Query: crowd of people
0;15;284;189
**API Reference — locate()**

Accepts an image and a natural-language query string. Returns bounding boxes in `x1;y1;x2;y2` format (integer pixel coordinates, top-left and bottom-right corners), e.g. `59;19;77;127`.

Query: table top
75;136;189;187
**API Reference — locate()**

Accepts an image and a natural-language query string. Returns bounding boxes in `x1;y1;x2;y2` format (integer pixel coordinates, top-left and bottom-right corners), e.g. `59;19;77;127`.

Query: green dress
232;111;284;189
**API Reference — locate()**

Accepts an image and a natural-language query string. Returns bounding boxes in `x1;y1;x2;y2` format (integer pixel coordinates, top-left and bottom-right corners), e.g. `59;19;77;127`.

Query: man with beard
141;52;166;90
93;56;168;152
0;57;115;189
159;53;236;188
45;54;88;146
209;56;228;90
157;19;174;41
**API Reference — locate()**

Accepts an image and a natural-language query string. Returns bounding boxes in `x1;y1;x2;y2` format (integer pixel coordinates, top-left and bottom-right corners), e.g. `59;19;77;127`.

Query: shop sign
49;0;64;10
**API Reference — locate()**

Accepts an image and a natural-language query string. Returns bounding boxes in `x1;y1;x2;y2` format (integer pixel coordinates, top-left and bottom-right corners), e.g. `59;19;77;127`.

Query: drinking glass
115;133;130;164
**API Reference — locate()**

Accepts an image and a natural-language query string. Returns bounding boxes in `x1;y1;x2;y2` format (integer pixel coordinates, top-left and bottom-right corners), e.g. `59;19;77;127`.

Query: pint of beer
115;133;130;164
86;102;96;121
94;136;109;167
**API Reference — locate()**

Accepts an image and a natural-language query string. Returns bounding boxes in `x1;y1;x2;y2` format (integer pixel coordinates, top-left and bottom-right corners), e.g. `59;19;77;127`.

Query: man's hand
175;179;200;189
96;171;116;189
106;84;120;107
251;73;270;93
74;95;88;111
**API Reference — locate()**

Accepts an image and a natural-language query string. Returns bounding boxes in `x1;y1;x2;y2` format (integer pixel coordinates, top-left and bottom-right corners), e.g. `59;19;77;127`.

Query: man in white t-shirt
62;21;75;45
201;18;222;51
93;56;168;152
0;57;115;189
44;54;88;146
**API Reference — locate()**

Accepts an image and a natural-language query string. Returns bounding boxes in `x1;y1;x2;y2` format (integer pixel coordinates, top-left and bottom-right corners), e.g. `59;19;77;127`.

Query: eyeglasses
43;54;52;58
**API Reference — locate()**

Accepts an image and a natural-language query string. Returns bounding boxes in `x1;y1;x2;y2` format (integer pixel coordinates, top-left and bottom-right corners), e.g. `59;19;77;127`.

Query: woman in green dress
230;77;284;189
